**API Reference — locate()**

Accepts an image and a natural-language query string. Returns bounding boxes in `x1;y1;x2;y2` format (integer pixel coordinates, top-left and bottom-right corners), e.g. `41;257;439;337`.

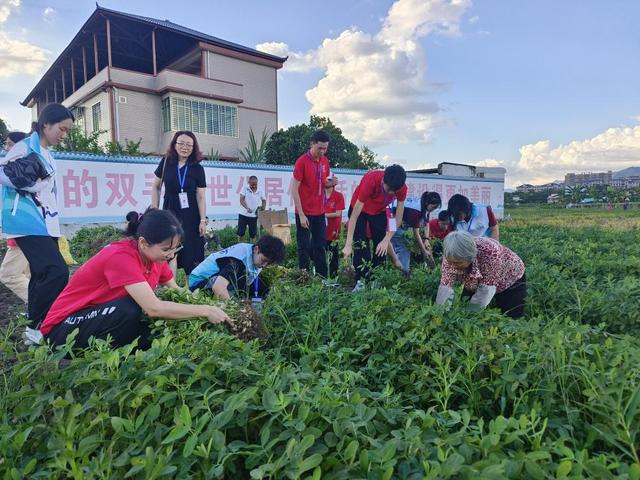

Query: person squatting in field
448;193;499;240
0;104;75;345
343;164;407;291
40;209;230;351
188;235;286;300
435;230;526;318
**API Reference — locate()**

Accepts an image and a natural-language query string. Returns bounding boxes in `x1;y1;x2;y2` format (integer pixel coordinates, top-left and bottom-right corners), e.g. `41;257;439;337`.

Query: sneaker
23;327;43;346
321;279;339;287
352;280;366;292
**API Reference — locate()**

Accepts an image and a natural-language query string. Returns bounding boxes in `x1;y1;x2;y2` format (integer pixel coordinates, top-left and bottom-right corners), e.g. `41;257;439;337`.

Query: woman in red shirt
435;231;526;318
41;209;229;351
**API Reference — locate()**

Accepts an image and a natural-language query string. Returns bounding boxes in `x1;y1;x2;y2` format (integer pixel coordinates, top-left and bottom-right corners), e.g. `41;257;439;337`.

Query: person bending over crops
389;191;441;273
343;164;407;292
40;209;230;351
188;235;286;300
435;231;526;318
447;193;499;240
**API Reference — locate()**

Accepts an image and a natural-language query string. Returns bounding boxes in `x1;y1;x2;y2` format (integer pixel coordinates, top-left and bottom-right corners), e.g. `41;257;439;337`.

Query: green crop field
1;207;639;479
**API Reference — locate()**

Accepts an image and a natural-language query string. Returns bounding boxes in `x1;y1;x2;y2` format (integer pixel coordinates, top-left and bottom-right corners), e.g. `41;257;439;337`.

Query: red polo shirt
293;152;331;216
428;218;452;240
325;189;345;241
41;239;173;335
350;170;408;215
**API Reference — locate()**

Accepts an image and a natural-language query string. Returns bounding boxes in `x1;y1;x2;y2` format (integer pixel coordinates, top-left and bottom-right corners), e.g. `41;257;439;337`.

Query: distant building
565;171;612;187
20;6;287;159
516;181;563;193
547;193;560;204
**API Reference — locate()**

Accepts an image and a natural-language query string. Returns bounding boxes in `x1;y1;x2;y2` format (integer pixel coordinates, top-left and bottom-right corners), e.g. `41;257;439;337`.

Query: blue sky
1;0;639;186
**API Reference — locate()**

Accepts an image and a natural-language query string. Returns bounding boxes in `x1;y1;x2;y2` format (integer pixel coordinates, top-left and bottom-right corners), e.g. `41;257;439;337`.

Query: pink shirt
440;237;525;293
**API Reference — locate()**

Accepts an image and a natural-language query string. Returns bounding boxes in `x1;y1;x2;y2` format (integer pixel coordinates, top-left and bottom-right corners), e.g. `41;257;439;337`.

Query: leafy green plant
239;128;270;163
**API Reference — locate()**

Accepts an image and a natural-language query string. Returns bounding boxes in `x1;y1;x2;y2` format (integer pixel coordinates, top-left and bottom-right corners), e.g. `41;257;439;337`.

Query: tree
55;125;104;154
264;116;381;170
0;118;8;145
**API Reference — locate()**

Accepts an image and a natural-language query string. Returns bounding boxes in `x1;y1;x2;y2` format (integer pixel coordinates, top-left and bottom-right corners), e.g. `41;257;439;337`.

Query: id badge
178;192;189;209
251;296;263;312
386;208;397;232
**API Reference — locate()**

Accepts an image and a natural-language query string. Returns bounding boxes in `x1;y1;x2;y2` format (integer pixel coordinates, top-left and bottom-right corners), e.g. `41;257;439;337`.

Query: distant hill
613;167;640;179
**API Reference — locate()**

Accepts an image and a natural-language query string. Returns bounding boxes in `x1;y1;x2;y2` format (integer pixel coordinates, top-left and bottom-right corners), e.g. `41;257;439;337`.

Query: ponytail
125;208;183;244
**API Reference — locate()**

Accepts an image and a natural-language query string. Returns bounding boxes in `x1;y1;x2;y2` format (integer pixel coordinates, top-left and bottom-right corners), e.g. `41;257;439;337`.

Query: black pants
15;235;68;328
295;214;327;277
237;214;258;238
350;207;387;282
463;273;527;319
327;241;340;278
45;296;150;350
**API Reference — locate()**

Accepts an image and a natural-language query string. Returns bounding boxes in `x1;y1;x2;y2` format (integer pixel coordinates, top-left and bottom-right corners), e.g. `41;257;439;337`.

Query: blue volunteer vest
1;133;56;236
188;243;260;289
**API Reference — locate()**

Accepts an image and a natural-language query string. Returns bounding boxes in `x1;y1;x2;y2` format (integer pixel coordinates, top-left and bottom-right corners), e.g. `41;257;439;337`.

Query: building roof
22;5;287;106
95;5;286;64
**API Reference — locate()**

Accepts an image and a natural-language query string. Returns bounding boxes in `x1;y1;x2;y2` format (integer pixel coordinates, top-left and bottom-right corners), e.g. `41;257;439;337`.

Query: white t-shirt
1;141;60;238
240;186;266;218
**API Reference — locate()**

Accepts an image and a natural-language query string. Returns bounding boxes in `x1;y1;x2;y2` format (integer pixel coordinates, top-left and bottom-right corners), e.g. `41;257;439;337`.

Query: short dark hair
37;103;74;134
421;191;441;219
7;131;27;143
165;131;203;165
447;194;472;224
310;130;331;144
256;235;286;264
383;164;406;192
248;175;258;181
438;210;450;222
125;208;184;245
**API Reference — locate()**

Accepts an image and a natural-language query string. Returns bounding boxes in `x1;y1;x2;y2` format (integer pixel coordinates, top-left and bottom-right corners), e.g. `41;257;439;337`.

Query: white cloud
0;0;48;79
0;0;20;24
257;0;473;145
494;123;640;187
476;158;503;167
468;15;479;24
0;32;48;77
42;6;55;22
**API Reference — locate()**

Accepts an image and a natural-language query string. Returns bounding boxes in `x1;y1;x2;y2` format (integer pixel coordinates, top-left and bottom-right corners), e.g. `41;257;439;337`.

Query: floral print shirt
440;237;525;293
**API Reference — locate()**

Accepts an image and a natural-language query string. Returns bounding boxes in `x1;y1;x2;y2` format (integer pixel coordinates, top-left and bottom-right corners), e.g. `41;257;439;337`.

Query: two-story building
21;6;287;159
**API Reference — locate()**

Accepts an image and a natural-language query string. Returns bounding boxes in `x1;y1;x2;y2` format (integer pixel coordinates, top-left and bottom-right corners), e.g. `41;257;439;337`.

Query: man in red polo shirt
291;130;333;277
343;165;407;290
324;176;345;278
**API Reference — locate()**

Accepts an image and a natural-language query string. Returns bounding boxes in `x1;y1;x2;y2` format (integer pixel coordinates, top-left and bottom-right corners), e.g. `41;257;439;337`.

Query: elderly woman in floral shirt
435;231;526;318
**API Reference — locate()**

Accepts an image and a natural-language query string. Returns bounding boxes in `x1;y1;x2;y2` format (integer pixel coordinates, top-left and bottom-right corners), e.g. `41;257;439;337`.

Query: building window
91;102;101;132
164;95;238;137
71;106;86;132
162;97;171;132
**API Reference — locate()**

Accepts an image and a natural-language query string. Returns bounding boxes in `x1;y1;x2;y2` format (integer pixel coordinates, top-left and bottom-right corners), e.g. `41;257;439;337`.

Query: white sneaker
352;280;366;292
23;327;43;346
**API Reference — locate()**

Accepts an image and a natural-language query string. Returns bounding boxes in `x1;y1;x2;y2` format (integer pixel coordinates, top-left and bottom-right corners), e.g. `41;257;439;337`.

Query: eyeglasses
165;243;184;259
176;142;194;149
